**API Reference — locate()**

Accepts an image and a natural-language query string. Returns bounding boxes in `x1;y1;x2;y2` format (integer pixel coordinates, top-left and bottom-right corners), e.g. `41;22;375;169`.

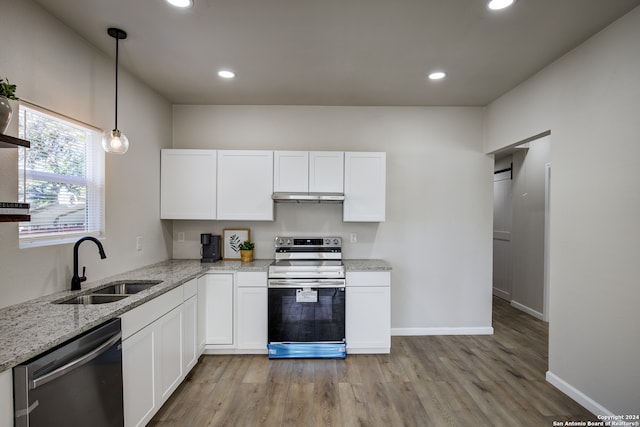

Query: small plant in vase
0;77;19;134
239;240;255;262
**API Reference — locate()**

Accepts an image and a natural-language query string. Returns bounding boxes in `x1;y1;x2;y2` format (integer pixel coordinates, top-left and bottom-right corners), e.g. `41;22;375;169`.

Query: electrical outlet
136;236;143;251
178;232;185;242
350;232;357;243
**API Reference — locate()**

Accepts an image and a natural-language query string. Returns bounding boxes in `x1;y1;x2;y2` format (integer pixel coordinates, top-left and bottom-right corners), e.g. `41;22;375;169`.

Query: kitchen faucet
71;236;107;291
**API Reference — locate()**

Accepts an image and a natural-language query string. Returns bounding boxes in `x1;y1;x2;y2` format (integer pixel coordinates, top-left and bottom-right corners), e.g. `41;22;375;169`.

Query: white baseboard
392;326;494;336
510;300;545;321
546;371;613;416
203;348;267;355
347;348;390;354
493;287;511;300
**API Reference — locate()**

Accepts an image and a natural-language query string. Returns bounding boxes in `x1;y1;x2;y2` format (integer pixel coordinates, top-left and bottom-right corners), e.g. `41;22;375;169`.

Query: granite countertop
344;259;392;271
201;259;273;272
0;258;389;371
0;259;206;371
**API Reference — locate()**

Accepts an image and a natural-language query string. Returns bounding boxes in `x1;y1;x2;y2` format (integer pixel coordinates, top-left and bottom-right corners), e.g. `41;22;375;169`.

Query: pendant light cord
114;35;119;130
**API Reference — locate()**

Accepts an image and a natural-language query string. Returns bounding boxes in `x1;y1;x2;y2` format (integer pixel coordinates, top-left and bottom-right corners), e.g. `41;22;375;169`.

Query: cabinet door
343;152;386;222
123;323;157;427
217;150;274;220
183;295;198;374
236;287;268;351
160;149;217;220
0;370;13;427
274;151;309;192
156;305;184;405
309;151;344;193
346;286;391;352
197;275;207;354
205;274;234;345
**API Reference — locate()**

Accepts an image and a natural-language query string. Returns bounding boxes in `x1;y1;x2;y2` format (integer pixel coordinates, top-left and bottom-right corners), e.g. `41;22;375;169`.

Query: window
18;104;104;247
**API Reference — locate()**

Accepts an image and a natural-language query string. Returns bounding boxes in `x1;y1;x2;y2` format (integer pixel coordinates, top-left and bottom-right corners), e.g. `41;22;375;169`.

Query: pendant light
102;27;129;154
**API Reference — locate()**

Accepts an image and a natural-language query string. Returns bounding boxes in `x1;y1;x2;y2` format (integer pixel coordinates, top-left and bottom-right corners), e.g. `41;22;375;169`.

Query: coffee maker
200;233;221;263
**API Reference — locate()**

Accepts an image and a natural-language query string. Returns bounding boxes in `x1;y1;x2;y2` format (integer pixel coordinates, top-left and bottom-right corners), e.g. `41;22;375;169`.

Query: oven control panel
275;236;342;248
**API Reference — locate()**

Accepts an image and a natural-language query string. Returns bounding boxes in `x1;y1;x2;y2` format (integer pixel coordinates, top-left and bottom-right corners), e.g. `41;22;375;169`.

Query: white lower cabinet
236;272;268;352
156;306;184;403
122;321;156;427
346;271;391;353
203;273;234;346
121;285;185;427
198;270;390;355
0;369;12;427
197;275;207;353
182;296;198;374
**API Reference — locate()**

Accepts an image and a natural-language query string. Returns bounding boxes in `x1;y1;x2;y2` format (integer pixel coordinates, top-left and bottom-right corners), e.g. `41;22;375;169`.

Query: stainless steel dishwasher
13;318;124;427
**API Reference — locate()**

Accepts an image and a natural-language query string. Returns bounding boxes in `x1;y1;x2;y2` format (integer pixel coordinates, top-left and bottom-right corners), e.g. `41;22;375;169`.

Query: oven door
268;280;345;344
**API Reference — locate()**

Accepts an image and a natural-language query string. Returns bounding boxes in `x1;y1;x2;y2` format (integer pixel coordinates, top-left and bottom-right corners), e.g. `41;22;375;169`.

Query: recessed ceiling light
218;70;235;79
488;0;515;10
166;0;193;8
428;71;447;80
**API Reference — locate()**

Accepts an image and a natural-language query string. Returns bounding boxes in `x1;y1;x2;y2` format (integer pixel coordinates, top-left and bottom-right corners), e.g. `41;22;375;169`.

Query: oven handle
268;280;345;288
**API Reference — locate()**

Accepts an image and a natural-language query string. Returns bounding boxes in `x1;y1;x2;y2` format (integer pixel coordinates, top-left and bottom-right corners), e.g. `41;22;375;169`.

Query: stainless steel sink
54;280;163;305
90;280;163;295
55;294;129;305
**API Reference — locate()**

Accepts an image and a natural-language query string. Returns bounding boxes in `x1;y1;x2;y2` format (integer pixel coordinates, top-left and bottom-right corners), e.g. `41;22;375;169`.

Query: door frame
543;162;551;322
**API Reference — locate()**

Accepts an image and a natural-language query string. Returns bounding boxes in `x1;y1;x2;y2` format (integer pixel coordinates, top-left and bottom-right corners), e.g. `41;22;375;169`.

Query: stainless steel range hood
272;192;345;203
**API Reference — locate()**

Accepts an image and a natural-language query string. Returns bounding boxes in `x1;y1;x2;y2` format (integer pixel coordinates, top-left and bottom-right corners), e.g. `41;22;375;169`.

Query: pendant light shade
103;27;129;154
103;129;129;154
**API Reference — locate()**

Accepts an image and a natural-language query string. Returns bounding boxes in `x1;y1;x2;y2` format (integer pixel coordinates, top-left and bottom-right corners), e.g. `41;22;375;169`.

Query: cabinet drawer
183;278;197;300
121;286;183;340
346;271;390;287
236;272;267;287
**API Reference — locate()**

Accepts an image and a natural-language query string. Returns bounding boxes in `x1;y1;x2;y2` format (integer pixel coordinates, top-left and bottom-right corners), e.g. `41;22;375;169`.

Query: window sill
19;233;103;249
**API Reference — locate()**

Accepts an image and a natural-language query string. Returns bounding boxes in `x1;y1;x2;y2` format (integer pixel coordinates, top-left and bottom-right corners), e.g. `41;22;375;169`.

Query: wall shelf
0;133;30;149
1;134;31;222
0;214;30;222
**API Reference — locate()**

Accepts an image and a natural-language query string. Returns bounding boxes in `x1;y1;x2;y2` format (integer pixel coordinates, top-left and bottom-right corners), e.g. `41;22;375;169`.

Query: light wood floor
149;297;595;426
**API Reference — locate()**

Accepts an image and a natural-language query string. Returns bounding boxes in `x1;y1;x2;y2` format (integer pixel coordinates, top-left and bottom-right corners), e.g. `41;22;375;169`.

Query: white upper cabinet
273;151;309;192
274;151;343;193
343;152;386;222
309;151;344;193
217;150;274;220
161;149;217;220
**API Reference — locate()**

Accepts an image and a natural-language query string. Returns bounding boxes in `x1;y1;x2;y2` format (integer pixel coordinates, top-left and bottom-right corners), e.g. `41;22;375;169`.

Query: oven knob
277;238;284;245
324;238;331;245
286;239;292;245
333;238;339;245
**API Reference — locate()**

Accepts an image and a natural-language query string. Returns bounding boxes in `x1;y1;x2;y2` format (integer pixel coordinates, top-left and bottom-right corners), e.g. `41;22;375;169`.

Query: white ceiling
33;0;640;106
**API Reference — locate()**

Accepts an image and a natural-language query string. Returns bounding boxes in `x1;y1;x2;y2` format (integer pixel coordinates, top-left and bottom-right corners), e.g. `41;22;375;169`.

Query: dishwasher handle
30;331;121;390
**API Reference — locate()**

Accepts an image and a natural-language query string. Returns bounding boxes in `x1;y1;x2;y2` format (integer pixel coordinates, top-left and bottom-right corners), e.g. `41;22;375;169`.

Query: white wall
0;0;173;309
486;6;640;416
172;105;494;333
511;137;550;316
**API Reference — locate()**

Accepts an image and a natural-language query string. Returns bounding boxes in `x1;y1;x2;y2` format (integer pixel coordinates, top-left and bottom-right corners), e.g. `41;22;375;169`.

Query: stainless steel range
267;236;346;359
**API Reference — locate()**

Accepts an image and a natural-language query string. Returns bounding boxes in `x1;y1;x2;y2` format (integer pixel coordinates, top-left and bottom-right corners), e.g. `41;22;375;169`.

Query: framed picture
222;228;250;260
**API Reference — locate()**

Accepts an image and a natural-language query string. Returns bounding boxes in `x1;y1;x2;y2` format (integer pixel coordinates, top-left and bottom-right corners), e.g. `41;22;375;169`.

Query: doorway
493;160;513;301
492;134;550;321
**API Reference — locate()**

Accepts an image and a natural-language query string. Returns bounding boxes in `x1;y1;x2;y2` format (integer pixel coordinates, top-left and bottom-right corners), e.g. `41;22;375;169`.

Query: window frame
17;102;105;248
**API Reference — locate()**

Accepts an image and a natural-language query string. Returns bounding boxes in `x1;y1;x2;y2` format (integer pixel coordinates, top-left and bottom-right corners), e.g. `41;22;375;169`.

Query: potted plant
0;77;19;133
239;240;255;262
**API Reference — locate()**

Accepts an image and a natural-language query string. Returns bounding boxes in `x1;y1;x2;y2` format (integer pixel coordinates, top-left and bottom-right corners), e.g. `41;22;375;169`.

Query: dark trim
494;162;513;179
